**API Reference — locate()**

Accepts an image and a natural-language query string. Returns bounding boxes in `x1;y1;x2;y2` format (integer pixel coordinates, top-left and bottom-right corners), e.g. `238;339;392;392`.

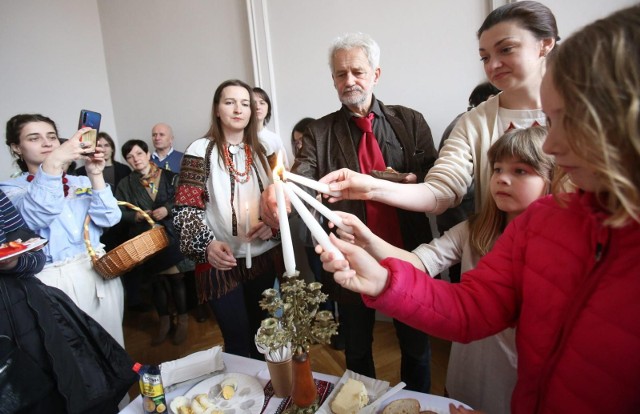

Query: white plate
182;372;265;414
317;370;389;414
378;394;472;414
0;238;47;262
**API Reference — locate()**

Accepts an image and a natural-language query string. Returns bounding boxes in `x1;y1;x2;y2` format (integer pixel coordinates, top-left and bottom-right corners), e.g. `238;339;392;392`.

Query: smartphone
78;109;101;155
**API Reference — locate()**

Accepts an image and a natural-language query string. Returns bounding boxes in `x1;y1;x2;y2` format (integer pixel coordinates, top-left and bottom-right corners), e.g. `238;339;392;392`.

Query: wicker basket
84;201;170;280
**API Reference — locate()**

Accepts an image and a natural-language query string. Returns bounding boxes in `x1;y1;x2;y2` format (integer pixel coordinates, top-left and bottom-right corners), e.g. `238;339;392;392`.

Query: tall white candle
275;176;296;276
283;171;342;198
286;181;353;234
245;202;252;269
282;183;345;260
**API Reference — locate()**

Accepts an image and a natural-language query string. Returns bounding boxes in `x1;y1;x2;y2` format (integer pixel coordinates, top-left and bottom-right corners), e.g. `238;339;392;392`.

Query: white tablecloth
120;352;469;414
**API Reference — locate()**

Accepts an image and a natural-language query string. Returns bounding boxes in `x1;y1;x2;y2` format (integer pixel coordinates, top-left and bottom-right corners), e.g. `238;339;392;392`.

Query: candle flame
273;150;285;181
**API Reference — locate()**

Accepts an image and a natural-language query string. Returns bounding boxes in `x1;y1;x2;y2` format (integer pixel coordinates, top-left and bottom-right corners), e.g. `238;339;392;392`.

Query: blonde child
334;126;553;413
320;5;640;413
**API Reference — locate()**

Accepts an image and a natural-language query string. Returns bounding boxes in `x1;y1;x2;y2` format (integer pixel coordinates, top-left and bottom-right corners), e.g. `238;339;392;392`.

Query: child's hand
330;211;375;248
318;233;389;297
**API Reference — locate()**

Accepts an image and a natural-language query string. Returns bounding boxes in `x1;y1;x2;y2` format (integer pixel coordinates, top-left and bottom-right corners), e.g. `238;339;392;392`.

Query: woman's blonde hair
548;4;640;226
469;126;554;256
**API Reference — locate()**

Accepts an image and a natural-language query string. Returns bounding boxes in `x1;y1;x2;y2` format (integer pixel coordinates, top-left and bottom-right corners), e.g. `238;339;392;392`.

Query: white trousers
38;253;125;347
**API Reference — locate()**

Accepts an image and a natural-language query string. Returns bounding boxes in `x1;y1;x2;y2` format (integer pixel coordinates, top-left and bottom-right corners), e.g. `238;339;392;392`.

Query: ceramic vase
290;352;317;408
266;357;293;398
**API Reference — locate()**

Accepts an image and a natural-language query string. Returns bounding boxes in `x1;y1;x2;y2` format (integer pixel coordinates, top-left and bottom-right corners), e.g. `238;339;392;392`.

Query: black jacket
292;98;438;303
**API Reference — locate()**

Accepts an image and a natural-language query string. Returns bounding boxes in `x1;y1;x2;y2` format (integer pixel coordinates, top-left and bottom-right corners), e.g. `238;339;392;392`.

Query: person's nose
542;130;560;156
485;57;502;74
344;72;356;86
496;171;510;185
233;103;242;113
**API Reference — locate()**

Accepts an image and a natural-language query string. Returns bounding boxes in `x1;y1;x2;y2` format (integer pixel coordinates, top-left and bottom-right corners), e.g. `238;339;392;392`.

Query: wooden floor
124;306;451;398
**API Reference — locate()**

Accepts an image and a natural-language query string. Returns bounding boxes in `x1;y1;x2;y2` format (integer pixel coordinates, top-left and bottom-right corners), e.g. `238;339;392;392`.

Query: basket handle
84;201;158;261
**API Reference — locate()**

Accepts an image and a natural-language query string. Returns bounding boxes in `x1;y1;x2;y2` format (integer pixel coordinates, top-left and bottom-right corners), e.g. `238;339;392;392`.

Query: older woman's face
125;145;151;173
11;121;60;169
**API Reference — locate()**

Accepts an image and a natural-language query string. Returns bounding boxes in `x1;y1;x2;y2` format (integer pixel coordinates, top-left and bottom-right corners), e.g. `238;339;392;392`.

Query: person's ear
373;67;381;85
10;143;21;157
541;38;556;57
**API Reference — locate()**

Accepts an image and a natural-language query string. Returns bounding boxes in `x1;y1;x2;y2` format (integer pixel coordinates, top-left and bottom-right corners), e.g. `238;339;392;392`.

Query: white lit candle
282;183;345;260
245;202;252;269
274;156;296;277
285;181;353;234
283;171;342;198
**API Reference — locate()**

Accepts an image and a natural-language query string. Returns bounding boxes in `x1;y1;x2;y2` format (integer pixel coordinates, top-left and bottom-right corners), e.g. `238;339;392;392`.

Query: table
120;352;468;413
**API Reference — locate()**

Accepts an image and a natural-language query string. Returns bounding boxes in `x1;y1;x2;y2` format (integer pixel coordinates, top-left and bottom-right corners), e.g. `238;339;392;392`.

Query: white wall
265;0;486;162
96;0;253;154
0;0;116;178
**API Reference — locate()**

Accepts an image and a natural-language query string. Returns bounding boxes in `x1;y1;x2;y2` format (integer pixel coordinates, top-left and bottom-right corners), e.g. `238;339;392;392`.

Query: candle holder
256;272;339;411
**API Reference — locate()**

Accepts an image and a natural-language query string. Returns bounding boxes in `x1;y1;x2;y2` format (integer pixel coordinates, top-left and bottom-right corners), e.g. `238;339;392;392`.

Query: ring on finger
80;142;86;149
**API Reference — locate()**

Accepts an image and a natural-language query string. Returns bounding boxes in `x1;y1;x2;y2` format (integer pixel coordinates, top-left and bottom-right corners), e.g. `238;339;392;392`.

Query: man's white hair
328;32;381;72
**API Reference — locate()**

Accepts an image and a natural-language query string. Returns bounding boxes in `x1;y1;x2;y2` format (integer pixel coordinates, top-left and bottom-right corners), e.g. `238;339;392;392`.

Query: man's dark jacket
292;99;438;302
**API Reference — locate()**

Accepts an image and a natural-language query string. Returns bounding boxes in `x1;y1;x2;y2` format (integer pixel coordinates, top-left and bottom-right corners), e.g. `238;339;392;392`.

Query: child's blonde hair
469;126;554;256
548;5;640;226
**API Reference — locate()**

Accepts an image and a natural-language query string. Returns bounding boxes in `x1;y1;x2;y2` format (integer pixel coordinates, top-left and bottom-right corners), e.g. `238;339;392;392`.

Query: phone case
78;109;101;131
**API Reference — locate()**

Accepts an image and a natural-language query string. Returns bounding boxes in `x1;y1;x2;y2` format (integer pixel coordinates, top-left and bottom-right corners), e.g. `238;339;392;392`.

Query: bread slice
382;398;421;414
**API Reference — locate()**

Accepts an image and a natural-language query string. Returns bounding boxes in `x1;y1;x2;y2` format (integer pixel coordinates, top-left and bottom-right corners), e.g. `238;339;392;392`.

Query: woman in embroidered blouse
1;113;125;347
174;79;283;359
116;139;189;346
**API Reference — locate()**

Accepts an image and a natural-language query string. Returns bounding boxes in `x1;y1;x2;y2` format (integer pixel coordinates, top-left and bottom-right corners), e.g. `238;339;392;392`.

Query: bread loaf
381;398;421;414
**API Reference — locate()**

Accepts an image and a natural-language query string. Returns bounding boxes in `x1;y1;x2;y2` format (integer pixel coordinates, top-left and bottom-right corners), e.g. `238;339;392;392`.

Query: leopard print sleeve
173;151;214;264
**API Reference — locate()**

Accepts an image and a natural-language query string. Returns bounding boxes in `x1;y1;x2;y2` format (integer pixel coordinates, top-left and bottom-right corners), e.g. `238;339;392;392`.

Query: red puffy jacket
364;192;640;413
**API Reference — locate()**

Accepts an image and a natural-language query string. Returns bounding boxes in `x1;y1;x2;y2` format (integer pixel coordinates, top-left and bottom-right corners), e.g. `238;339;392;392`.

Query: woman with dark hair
253;86;289;168
76;131;130;189
323;1;559;217
174;79;283;359
1;113;125;347
115;139;189;345
290;117;315;156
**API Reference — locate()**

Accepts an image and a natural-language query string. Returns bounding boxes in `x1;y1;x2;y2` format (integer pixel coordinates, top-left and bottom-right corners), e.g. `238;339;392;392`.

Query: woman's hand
319;168;379;203
0;256;20;271
42;127;94;175
206;240;236;270
83;144;107;176
248;221;274;241
150;207;168;221
317;233;389;297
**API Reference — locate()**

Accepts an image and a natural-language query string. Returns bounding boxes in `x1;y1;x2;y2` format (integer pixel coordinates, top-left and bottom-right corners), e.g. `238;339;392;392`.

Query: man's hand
247;221;274;241
319;168;379;203
317;233;389;297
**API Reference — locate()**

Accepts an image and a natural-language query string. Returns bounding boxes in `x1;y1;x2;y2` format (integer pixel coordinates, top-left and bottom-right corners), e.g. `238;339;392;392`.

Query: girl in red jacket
330;125;554;414
320;5;640;414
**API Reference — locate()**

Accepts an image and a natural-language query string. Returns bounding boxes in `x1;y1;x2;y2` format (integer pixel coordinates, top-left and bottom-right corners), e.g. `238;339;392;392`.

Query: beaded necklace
223;143;253;183
27;172;69;197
